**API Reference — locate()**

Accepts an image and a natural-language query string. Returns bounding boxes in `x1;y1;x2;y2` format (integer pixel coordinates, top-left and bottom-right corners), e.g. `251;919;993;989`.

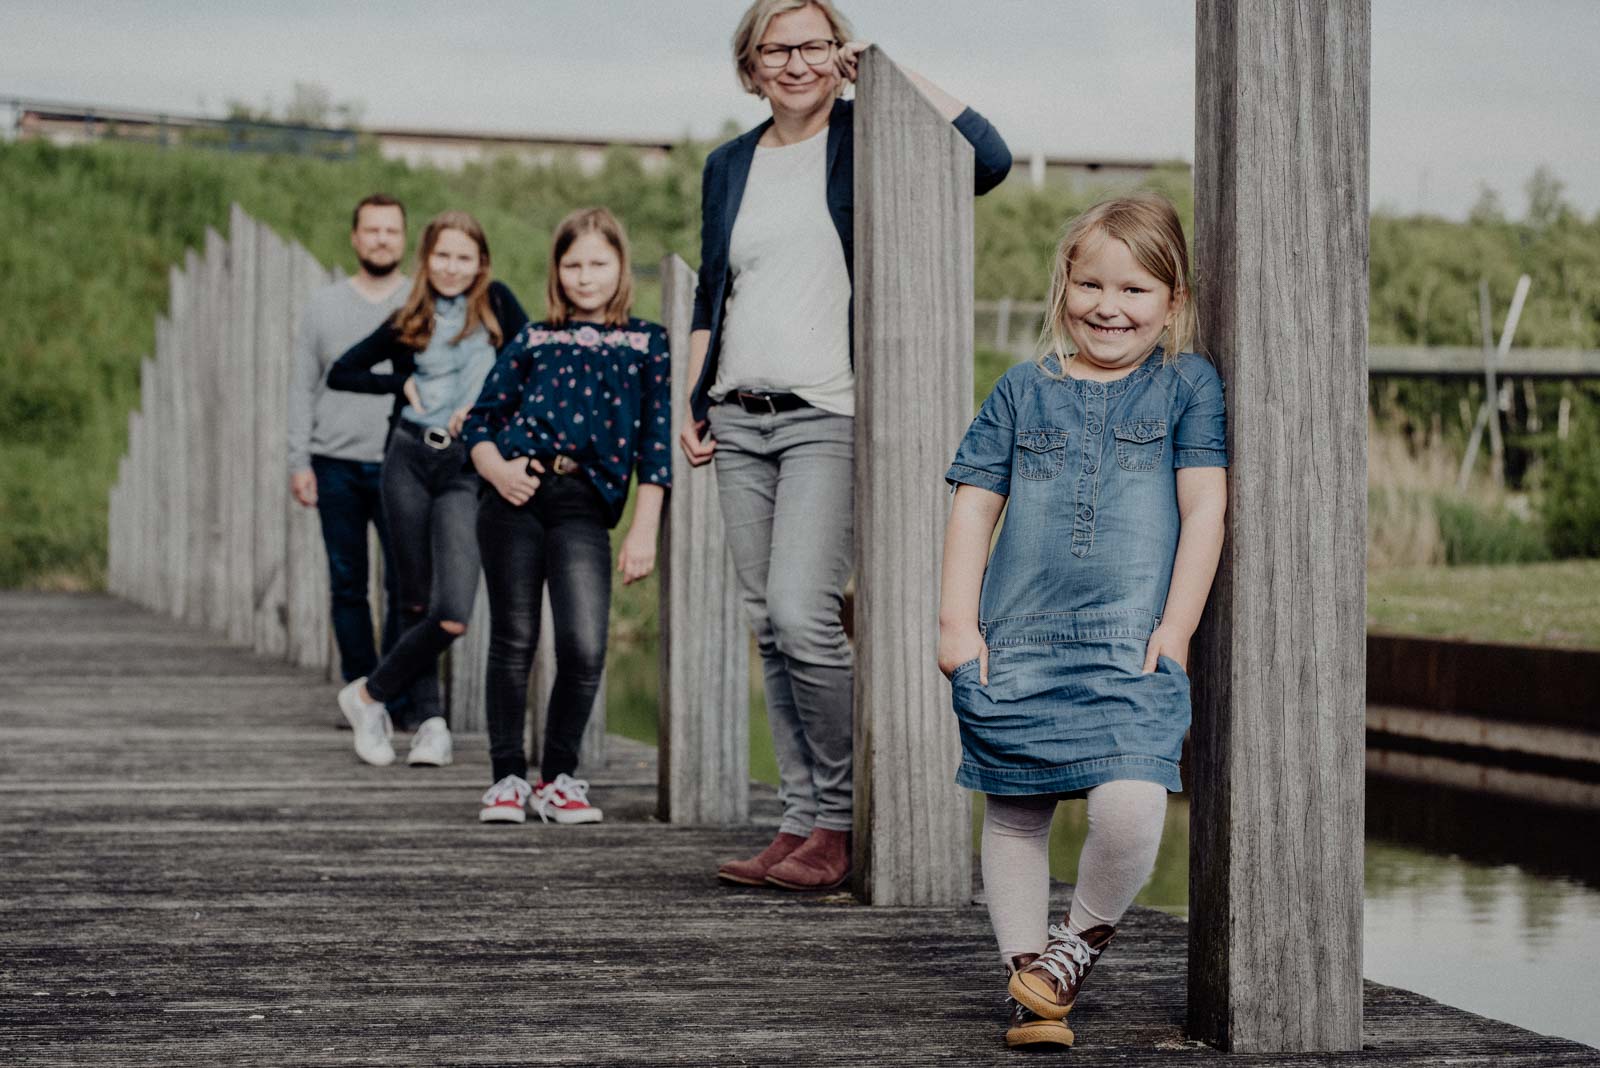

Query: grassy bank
1368;560;1600;649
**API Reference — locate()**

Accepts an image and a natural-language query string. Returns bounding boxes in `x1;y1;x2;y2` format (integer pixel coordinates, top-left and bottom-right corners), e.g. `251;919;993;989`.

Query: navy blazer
689;97;1012;419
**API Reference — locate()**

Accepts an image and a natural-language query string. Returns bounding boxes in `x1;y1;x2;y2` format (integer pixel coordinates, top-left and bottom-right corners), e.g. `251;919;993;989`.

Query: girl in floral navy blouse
463;207;671;825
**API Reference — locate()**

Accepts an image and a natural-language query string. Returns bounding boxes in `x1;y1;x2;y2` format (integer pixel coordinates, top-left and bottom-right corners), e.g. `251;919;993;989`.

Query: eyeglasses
755;38;837;69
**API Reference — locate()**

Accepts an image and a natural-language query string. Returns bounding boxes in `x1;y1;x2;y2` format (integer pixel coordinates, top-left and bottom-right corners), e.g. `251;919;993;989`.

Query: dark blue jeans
310;455;411;725
364;423;482;726
477;473;612;784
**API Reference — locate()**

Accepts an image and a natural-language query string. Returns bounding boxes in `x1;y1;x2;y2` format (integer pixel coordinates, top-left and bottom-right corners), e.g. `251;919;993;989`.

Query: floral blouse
462;317;672;525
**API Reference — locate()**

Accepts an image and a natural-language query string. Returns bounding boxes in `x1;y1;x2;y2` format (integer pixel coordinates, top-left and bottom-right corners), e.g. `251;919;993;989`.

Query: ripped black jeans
364;422;481;724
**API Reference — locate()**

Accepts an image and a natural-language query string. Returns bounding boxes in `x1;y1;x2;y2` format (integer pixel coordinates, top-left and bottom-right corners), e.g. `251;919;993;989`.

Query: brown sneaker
764;827;851;890
1003;954;1074;1049
716;831;808;886
1008;922;1115;1020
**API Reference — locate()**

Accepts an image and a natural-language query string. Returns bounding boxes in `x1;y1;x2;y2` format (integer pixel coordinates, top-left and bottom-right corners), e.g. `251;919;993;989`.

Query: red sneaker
479;775;532;824
532;774;603;824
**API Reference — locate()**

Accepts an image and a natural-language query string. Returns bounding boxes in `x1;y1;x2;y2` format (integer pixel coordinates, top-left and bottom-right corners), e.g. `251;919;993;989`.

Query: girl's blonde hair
1038;192;1199;376
392;210;502;350
731;0;854;97
545;207;634;328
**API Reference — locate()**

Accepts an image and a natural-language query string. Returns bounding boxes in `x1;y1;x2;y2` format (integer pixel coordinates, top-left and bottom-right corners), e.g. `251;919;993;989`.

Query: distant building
9;97;1182;185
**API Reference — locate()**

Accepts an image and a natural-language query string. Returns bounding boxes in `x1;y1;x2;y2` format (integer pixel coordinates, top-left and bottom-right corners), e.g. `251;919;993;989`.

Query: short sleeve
1172;358;1228;469
945;370;1021;495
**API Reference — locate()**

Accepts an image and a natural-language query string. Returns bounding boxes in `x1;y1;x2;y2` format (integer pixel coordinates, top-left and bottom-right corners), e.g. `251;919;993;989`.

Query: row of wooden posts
107;28;1371;1053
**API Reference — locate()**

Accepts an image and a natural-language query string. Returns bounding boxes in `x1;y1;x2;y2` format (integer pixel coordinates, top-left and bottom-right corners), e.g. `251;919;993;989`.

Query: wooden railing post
658;253;749;824
852;47;974;906
1190;1;1369;1052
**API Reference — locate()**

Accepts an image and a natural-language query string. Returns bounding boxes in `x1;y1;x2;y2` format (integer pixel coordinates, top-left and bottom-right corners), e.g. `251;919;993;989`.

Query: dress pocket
1016;428;1069;481
1114;419;1167;471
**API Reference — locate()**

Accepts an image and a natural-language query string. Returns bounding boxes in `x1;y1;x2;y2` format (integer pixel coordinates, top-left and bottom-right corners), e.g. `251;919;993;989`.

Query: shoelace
482;776;529;806
1032;923;1098;990
546;774;590;805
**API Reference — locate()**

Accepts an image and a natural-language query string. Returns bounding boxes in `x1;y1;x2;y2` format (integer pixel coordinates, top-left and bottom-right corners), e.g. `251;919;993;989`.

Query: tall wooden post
1190;1;1369;1051
852;48;974;906
657;253;749;824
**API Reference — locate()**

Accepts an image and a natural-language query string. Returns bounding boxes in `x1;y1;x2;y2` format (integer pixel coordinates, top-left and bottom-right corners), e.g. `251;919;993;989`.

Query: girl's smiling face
427;227;482;298
558;231;622;318
1063;234;1178;378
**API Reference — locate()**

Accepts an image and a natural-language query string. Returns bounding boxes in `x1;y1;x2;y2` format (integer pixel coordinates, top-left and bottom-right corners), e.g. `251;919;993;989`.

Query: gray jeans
709;403;855;834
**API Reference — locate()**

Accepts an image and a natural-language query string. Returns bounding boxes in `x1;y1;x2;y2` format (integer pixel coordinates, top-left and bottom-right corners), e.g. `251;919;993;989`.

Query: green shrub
1433;497;1550;565
1538;394;1600;558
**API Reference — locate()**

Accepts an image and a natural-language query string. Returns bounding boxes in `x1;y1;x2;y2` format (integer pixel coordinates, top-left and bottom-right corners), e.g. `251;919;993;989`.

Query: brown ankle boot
716;831;807;886
1008;922;1115;1020
764;827;851;890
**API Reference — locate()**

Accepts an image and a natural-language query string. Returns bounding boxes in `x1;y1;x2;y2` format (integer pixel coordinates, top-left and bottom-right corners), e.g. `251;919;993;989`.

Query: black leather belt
397;420;455;451
723;390;810;414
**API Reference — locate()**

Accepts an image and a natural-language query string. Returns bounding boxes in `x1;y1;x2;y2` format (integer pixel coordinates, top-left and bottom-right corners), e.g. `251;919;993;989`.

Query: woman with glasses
680;0;1012;891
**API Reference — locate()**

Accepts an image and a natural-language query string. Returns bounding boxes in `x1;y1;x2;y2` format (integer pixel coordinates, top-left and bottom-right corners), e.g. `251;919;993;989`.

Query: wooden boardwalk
2;593;1595;1066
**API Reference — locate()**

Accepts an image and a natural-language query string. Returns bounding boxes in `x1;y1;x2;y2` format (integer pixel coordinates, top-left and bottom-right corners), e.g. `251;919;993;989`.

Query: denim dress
944;351;1228;797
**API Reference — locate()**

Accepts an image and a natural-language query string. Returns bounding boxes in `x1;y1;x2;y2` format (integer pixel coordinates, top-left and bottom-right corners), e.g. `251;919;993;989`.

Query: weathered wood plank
1191;0;1370;1052
4;592;1595;1067
657;253;749;824
225;205;258;646
852;48;974;905
283;241;332;673
252;220;292;659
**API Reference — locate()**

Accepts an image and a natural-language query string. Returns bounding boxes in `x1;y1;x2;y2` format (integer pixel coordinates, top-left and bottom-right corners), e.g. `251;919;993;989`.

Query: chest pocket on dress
1114;420;1167;471
1016;428;1069;481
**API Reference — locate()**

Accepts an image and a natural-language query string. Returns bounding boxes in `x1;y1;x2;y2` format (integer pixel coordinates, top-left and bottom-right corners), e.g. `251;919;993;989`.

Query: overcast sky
4;0;1597;221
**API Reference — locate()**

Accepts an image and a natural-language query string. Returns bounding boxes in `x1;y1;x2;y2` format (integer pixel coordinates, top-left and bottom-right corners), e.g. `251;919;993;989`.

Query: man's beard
358;255;400;278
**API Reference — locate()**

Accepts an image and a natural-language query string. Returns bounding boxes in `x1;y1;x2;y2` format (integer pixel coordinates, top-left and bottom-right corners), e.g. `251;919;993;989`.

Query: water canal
602;647;1600;1049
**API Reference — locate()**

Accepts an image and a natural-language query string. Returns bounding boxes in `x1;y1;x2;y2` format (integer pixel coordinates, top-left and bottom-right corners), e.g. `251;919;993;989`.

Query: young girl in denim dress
463;208;670;826
939;193;1227;1050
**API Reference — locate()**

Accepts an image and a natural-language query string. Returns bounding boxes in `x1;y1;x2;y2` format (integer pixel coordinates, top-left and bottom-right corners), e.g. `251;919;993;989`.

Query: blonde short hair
1038;192;1200;375
731;0;855;97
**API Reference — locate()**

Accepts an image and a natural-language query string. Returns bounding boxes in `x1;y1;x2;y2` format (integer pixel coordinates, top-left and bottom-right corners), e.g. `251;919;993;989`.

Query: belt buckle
739;391;777;415
551;455;579;476
422;426;452;450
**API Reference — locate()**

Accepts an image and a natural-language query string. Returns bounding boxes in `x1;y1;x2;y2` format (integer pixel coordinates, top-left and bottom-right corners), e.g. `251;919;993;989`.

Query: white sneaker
338;678;395;767
480;775;533;823
406;717;453;767
531;773;603;824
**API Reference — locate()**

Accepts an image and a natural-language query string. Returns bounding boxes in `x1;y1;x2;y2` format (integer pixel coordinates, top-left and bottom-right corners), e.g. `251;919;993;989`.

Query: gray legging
364;422;481;723
708;402;856;835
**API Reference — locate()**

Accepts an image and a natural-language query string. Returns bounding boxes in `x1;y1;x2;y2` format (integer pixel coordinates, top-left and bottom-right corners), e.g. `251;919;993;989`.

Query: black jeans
365;423;481;724
478;471;612;784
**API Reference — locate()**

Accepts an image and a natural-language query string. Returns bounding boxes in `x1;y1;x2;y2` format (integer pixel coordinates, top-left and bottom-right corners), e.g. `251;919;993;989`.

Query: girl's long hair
1038;192;1200;377
545;207;634;328
391;210;502;350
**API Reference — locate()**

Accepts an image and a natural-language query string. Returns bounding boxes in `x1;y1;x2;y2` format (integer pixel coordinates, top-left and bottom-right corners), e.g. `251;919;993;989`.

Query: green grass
1367;560;1600;649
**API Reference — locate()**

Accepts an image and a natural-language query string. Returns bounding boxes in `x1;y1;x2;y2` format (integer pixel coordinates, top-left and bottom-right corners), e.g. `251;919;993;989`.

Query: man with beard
287;194;415;730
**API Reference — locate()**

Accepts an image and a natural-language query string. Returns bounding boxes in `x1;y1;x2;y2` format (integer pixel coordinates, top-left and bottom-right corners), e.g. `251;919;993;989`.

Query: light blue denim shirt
946;350;1228;648
400;295;498;430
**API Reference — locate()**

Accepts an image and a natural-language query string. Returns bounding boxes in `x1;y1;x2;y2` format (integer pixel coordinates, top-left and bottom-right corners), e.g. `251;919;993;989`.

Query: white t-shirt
712;128;854;416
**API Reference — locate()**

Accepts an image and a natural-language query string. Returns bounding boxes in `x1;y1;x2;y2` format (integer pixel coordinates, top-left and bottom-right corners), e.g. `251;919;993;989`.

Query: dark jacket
327;280;529;436
689;97;1012;419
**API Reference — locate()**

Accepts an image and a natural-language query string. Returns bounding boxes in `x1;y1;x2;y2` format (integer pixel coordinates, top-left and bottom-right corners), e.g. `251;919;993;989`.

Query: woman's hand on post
402;375;425;414
679;418;716;466
938;623;988;685
836;40;869;83
1141;624;1191;674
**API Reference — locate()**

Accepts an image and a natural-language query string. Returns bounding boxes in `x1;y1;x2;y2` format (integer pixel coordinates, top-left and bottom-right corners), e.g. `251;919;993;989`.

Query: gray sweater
286;277;408;471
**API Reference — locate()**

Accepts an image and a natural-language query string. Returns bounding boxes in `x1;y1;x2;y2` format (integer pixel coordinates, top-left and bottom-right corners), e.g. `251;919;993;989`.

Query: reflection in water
604;644;1599;1048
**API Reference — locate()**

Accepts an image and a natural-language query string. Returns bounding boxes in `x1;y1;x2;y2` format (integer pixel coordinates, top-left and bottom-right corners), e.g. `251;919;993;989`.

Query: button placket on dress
1071;381;1107;557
